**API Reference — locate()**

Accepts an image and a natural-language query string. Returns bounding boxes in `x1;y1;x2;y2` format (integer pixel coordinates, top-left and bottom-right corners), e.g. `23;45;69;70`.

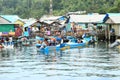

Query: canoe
36;44;56;52
36;37;92;54
36;44;56;55
109;39;120;48
56;42;86;51
2;45;14;49
38;47;49;55
56;37;91;51
0;45;4;49
22;41;30;46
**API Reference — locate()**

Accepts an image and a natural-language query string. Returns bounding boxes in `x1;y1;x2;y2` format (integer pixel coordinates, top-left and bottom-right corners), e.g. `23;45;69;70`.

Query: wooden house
69;14;106;36
0;15;24;37
103;13;120;41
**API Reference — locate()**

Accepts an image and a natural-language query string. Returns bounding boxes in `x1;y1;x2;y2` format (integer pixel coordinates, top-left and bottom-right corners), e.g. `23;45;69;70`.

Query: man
40;38;49;49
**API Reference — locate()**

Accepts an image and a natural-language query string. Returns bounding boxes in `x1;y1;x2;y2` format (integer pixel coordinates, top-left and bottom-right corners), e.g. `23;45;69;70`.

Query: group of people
0;36;13;48
37;35;84;49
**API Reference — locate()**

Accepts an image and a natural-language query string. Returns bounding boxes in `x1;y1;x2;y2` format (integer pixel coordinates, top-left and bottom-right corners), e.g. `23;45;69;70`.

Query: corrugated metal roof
70;14;105;23
0;17;11;24
106;16;120;24
103;13;120;23
24;20;36;27
107;13;120;16
0;15;21;23
40;16;62;21
43;20;55;24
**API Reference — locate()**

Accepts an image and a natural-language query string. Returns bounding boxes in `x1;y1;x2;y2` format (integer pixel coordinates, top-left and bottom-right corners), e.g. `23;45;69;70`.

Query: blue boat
56;42;87;51
56;37;93;51
39;47;49;55
36;44;56;55
36;36;92;55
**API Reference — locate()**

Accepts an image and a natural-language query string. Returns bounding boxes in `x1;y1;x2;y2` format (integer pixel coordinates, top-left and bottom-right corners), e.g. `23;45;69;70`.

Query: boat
0;45;4;49
36;44;56;51
109;38;120;52
3;45;14;49
36;37;92;55
1;43;14;49
22;40;30;46
17;36;32;46
56;42;87;51
109;40;120;48
56;37;92;51
38;47;49;55
110;42;120;52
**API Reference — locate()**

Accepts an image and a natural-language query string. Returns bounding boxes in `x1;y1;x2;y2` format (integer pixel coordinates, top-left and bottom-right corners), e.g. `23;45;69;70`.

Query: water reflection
0;42;120;80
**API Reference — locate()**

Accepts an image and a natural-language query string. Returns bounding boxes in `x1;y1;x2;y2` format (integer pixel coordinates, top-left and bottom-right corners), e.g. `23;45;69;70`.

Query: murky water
0;42;120;80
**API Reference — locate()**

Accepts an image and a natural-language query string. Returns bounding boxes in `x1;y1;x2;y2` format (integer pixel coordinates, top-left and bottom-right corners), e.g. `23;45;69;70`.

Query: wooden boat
17;36;34;46
109;38;120;48
36;37;92;55
56;37;91;51
109;39;120;52
0;45;4;49
36;44;56;52
22;41;30;46
1;44;14;49
56;42;87;51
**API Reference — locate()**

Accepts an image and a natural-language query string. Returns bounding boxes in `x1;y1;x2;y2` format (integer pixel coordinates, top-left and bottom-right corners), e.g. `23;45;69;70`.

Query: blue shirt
24;31;29;37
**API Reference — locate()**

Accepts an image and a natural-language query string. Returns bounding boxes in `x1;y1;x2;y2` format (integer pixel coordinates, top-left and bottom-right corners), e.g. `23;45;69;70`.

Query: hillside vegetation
0;0;120;18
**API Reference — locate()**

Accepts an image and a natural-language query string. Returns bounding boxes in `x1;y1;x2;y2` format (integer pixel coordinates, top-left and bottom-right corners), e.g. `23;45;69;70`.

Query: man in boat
0;43;4;48
40;38;49;49
21;36;28;41
60;36;69;48
77;39;83;43
9;36;13;45
49;37;56;46
5;37;9;46
110;36;120;48
61;36;69;43
1;37;4;45
0;39;4;48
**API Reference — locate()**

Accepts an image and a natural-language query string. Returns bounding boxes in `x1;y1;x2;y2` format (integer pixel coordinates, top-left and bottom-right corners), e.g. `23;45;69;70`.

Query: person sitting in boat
110;36;120;48
61;36;69;43
37;40;42;44
5;37;9;46
40;38;49;49
77;39;83;43
1;37;4;45
60;36;69;48
0;42;4;48
56;36;62;44
82;33;86;38
49;37;56;46
88;36;96;45
0;39;4;48
21;36;28;41
9;36;13;45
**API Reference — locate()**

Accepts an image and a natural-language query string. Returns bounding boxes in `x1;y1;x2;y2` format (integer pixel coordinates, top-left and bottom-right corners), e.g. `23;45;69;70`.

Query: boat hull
56;42;87;51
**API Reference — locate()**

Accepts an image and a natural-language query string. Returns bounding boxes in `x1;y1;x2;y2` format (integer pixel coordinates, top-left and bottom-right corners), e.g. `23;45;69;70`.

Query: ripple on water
0;43;120;80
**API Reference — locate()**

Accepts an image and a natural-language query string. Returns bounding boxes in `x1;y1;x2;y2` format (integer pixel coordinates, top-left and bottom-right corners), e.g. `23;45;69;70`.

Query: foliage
0;0;119;18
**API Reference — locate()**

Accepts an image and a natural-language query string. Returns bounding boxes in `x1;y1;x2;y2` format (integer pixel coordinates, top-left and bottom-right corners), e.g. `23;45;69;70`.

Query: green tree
0;0;119;18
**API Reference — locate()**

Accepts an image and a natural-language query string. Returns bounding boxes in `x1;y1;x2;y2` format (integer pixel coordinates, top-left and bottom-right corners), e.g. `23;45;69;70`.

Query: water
0;42;120;80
